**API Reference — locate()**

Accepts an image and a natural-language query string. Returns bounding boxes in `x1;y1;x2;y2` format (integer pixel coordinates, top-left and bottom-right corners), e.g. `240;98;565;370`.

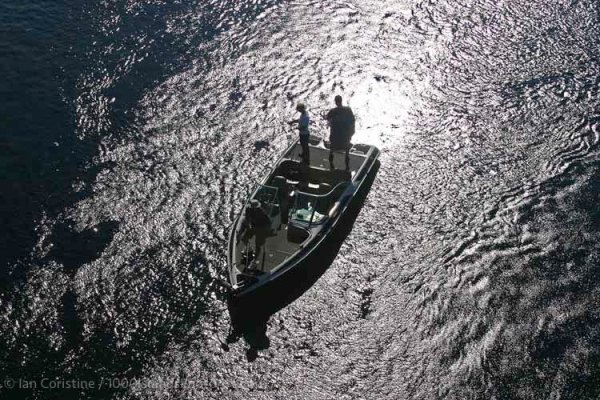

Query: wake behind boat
227;135;379;297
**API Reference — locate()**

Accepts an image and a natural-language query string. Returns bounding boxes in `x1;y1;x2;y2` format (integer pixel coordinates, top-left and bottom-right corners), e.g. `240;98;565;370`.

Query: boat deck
256;225;299;272
286;142;367;176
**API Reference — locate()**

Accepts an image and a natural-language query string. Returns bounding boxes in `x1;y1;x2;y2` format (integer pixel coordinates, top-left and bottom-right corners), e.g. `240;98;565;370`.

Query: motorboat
227;135;380;297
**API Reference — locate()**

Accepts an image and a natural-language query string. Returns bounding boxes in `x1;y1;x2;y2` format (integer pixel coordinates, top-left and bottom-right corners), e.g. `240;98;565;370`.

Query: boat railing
296;180;349;199
352;145;378;183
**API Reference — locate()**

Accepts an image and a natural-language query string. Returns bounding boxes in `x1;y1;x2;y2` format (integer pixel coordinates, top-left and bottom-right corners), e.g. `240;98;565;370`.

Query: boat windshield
290;192;328;225
249;185;281;223
289;181;350;225
253;185;279;206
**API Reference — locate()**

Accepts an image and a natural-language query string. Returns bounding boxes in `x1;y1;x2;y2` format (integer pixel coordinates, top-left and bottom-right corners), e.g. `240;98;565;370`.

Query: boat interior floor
287;142;367;174
238;223;301;274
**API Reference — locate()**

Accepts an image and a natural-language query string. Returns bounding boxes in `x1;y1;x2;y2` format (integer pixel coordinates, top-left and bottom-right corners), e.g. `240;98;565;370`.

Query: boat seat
270;176;288;201
302;182;332;195
275;160;304;181
306;166;351;186
319;183;332;194
271;175;291;223
287;223;310;244
269;204;281;232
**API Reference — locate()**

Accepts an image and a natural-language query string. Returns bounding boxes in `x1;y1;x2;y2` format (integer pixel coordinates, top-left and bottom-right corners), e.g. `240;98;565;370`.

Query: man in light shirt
288;102;310;163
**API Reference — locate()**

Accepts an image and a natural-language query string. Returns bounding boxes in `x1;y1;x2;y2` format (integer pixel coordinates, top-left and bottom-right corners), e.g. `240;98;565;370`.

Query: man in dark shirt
325;95;355;170
246;199;271;228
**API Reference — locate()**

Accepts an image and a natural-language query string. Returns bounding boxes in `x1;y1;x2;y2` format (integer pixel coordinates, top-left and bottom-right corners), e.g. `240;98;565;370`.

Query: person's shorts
330;133;350;151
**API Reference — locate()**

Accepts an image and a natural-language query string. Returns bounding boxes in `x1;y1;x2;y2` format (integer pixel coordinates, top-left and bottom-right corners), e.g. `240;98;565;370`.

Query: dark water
1;0;600;398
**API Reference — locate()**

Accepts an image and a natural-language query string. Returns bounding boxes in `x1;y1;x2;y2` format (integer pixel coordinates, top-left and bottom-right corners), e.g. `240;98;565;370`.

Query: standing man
288;102;310;163
325;95;355;170
244;199;271;269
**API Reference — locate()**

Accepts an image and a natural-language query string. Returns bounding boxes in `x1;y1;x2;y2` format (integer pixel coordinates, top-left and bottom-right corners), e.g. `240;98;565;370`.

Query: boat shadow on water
225;160;380;361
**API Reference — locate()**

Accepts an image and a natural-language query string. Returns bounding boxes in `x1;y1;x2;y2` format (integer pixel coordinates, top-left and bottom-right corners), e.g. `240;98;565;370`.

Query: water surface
1;0;600;399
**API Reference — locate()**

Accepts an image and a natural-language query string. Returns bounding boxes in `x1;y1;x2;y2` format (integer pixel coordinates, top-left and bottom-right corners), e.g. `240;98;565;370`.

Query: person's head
334;95;343;106
296;102;306;113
